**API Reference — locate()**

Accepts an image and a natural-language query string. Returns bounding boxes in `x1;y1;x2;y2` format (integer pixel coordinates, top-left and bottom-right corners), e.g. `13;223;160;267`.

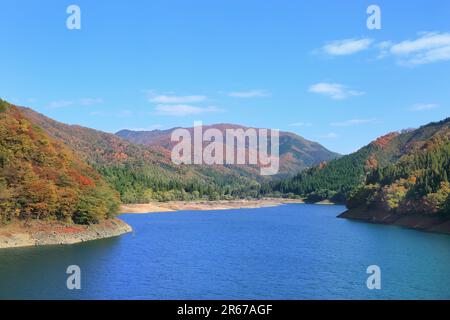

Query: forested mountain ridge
19;107;263;203
347;118;450;215
19;106;172;166
19;106;339;203
267;117;450;210
117;124;340;177
3;95;450;228
0;99;120;225
266;132;405;202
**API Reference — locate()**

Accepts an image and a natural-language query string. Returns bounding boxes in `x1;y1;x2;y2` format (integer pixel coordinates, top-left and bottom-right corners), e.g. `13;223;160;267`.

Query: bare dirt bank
339;208;450;235
120;198;306;214
0;218;132;249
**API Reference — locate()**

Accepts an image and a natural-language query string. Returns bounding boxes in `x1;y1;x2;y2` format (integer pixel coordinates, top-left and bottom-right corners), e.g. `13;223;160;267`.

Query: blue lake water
0;204;449;299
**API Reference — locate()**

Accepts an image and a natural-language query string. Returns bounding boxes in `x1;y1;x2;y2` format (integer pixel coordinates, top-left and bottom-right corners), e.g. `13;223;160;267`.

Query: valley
1;97;450;242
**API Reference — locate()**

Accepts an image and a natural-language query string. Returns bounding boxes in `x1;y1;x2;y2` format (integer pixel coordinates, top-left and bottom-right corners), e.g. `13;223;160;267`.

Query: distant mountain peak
116;123;340;176
272;115;450;206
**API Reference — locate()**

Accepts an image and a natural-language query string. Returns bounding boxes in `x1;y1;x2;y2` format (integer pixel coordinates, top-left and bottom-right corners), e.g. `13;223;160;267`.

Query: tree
0;101;120;225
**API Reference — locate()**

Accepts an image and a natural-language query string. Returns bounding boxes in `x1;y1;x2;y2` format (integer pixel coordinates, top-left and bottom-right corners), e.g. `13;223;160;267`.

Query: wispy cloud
384;32;450;65
289;122;312;127
147;90;225;116
46;100;74;108
315;32;450;66
80;98;104;106
376;41;394;59
319;38;373;56
47;98;103;108
331;119;376;127
308;82;365;100
410;103;440;111
148;91;207;104
228;90;270;98
155;104;223;117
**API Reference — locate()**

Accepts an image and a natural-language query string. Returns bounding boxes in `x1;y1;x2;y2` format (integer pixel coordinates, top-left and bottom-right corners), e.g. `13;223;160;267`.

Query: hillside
268;118;450;205
116;124;339;176
19;107;263;203
346;119;450;215
0;99;120;225
20;106;338;203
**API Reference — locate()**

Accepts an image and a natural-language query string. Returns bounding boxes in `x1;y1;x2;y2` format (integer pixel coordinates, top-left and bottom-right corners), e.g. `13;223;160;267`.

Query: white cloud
80;98;104;106
228;90;270;98
47;98;103;108
410;103;440;111
315;32;450;65
155;104;223;116
386;32;450;65
308;82;365;100
148;91;207;104
331;119;375;127
376;41;394;59
320;38;373;56
289;122;312;127
46;100;74;108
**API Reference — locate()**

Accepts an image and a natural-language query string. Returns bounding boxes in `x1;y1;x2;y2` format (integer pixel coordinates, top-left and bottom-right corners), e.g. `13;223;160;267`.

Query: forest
348;140;450;215
2;96;449;226
0;100;120;225
263;147;373;203
266;117;450;215
97;163;262;203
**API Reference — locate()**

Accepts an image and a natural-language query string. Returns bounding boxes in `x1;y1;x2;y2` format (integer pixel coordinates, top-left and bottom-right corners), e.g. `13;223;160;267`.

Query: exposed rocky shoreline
0;218;132;249
120;198;308;214
0;200;311;249
339;208;450;235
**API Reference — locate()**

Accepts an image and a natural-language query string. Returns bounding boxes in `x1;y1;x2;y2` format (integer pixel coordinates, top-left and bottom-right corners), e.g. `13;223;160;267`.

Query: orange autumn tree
349;129;450;215
0;99;120;224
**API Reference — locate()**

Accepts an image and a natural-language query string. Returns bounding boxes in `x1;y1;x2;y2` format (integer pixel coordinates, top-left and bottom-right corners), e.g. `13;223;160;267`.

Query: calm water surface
0;204;449;299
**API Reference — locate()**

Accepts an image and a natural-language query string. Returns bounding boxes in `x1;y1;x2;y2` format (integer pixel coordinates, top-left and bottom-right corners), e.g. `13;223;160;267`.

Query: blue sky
1;0;449;154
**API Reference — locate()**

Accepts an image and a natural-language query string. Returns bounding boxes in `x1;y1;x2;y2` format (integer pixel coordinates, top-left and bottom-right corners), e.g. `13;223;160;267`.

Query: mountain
269;119;450;202
116;124;340;176
0;99;120;225
17;103;339;203
346;118;450;215
19;106;172;167
339;120;450;233
18;107;264;203
4;96;449;233
20;106;338;203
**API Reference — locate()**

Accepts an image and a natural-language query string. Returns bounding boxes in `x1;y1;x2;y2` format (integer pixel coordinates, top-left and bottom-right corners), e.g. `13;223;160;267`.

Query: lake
0;204;449;299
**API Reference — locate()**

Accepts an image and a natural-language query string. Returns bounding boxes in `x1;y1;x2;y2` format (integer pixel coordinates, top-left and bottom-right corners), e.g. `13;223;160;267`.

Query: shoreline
339;208;450;235
3;202;447;250
0;199;324;250
0;218;132;250
120;198;311;214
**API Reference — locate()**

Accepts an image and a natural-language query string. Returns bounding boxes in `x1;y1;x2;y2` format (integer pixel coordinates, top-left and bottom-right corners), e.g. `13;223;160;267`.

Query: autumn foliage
0;100;120;225
268;117;450;211
348;128;450;215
